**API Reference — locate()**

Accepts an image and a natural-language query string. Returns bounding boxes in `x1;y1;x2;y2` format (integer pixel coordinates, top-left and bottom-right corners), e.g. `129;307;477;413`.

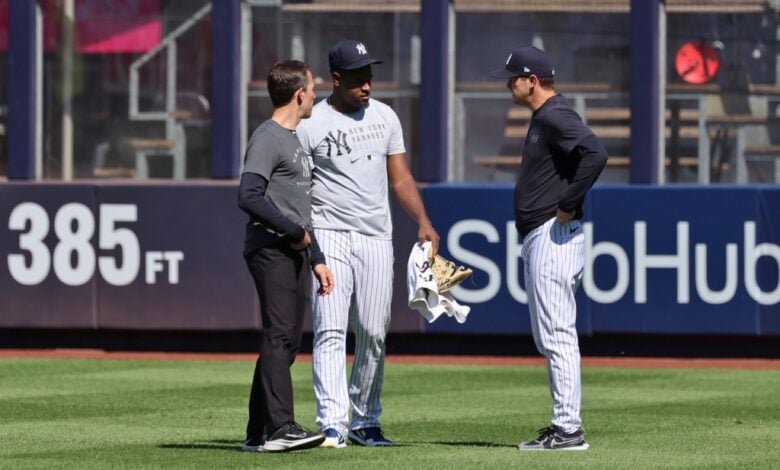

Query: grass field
1;357;779;469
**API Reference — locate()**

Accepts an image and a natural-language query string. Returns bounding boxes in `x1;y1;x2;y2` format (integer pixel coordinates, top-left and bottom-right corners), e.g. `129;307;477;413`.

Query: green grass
1;358;779;469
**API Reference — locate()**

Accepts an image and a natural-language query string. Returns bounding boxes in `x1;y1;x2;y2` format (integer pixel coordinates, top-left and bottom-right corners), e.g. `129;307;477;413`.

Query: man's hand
313;264;334;296
419;221;440;260
290;228;311;251
556;208;575;224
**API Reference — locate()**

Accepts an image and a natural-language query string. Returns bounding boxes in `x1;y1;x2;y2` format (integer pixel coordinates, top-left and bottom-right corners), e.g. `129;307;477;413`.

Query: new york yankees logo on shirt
297;148;311;179
324;130;352;157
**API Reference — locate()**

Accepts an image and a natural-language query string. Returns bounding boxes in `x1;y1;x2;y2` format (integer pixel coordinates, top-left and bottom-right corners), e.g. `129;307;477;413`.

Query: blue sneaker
320;428;347;448
241;437;265;452
348;427;393;447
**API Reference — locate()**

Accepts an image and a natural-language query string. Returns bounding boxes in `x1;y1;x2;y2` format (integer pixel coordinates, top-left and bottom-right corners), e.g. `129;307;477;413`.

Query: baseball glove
431;254;473;293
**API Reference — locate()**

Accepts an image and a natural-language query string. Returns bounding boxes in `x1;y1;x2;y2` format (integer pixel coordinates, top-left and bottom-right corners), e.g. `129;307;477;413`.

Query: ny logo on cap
356;43;368;55
523;66;531;73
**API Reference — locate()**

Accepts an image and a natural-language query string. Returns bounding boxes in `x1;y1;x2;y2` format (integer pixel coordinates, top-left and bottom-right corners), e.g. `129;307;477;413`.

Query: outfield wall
1;183;778;336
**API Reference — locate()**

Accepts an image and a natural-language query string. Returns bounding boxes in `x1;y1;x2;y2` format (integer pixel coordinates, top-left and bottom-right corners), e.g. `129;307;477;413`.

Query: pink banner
76;0;160;53
0;0;160;53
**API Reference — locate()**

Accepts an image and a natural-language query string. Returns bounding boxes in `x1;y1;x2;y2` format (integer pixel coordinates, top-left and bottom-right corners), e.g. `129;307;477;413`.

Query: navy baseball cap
490;46;555;79
329;39;383;71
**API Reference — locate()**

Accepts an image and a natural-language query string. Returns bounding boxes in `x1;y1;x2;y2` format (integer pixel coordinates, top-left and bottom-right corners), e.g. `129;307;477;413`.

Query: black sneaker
517;426;589;451
262;422;325;452
348;427;393;447
241;437;265;452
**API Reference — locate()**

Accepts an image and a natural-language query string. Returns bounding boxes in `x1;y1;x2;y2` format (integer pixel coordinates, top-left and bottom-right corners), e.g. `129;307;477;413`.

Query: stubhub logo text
447;219;780;306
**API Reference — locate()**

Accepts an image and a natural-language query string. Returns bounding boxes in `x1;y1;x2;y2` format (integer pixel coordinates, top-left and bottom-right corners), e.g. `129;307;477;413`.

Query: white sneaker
320;428;347;448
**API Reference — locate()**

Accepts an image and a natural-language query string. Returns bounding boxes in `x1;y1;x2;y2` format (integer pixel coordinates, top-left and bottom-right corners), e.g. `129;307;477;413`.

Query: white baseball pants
522;216;585;434
311;228;393;435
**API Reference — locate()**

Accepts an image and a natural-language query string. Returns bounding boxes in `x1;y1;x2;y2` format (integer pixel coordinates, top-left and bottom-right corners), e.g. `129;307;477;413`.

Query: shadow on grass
161;439;508;451
420;441;509;448
159;440;243;452
206;439;240;445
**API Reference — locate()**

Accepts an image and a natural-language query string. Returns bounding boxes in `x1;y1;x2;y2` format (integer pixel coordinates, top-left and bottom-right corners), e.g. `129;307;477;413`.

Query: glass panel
453;5;631;183
667;6;780;184
0;19;6;179
40;0;211;180
248;1;421;174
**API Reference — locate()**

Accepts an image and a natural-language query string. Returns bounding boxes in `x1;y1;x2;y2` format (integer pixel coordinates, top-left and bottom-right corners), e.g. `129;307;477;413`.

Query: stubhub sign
447;219;779;306
422;184;780;335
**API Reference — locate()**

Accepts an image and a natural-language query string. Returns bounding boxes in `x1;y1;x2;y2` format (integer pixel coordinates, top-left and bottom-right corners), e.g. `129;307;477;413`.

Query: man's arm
556;134;608;223
308;229;325;267
238;172;307;245
387;153;440;256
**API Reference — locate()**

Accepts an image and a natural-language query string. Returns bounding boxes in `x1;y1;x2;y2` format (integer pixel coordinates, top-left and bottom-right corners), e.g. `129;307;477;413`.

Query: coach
490;46;608;451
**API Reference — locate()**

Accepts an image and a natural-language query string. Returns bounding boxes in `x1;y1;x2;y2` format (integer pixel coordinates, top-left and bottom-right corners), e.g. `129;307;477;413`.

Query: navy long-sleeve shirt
514;94;608;236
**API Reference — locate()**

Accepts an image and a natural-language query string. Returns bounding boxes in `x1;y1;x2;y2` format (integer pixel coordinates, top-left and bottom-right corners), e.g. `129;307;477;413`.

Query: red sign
675;41;721;85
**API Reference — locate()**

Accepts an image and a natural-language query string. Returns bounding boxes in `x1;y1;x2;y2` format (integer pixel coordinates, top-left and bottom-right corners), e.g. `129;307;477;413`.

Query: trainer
238;60;334;453
490;46;607;451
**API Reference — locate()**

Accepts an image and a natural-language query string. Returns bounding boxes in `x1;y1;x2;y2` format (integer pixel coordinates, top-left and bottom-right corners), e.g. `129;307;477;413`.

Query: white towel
406;241;471;323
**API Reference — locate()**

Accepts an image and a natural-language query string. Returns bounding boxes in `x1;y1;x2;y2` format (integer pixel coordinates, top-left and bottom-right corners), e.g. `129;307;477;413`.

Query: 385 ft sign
7;203;183;286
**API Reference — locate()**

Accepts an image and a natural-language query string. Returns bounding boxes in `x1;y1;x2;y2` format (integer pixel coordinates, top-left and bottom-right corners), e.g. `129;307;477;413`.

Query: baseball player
296;39;440;448
490;46;607;451
238;60;334;453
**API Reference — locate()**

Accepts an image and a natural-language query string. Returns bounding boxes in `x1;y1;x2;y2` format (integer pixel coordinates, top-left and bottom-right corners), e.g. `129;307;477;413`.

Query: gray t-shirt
296;98;405;239
242;119;313;250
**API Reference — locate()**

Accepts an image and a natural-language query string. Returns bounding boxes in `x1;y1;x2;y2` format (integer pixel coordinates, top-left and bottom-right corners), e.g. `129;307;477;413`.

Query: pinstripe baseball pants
312;228;394;435
522;217;585;434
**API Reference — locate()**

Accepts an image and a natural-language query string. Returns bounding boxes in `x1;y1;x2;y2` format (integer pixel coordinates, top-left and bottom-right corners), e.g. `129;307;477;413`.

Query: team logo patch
356;43;368;55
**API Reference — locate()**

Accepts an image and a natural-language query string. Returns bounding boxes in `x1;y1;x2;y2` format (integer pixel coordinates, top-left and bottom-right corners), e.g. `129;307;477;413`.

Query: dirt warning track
1;349;779;370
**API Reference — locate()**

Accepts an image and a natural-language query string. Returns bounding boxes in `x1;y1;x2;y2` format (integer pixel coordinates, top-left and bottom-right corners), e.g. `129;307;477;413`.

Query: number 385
7;203;140;286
